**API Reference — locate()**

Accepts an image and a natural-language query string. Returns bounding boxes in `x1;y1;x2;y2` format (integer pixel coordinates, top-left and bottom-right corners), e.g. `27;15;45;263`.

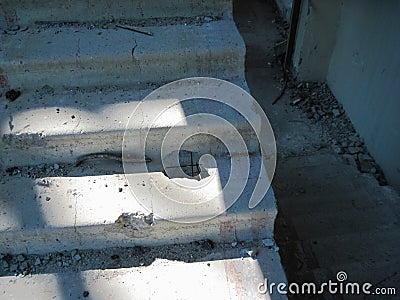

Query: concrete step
0;0;232;29
0;77;262;169
0;20;245;91
0;246;287;300
0;153;276;254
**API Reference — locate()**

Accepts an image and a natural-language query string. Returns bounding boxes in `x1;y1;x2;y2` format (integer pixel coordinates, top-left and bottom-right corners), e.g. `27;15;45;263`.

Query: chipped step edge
0;210;276;255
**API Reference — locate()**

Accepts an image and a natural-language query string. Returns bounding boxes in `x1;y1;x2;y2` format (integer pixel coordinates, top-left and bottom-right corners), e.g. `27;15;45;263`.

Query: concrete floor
233;0;400;298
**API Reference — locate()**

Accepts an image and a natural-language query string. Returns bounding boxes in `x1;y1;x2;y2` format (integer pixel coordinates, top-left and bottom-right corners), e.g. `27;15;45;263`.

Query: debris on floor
288;81;388;185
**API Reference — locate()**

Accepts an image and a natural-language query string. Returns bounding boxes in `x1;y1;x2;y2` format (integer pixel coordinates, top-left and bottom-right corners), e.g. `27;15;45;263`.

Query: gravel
0;240;266;277
288;81;388;186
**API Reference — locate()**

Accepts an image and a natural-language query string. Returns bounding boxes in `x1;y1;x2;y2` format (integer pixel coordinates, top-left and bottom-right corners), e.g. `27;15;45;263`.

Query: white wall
327;0;400;190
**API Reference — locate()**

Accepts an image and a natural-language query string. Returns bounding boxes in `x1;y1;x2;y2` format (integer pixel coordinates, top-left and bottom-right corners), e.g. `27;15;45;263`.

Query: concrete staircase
0;0;286;298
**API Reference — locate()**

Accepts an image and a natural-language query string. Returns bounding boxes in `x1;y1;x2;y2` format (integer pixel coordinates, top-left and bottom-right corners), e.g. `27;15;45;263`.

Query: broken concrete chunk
73;254;81;262
262;238;274;247
115;212;154;230
332;108;341;117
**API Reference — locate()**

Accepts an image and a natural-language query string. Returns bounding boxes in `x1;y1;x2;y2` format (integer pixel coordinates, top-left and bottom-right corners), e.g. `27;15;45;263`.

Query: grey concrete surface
0;155;277;254
292;0;341;81
327;0;400;191
0;247;286;300
0;0;232;28
0;78;258;168
0;20;245;91
0;2;289;297
234;0;400;298
274;0;292;22
289;0;400;190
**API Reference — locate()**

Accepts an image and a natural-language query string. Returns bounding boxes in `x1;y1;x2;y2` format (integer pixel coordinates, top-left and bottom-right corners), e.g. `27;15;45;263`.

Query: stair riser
0;0;231;28
0;213;275;255
1;125;259;168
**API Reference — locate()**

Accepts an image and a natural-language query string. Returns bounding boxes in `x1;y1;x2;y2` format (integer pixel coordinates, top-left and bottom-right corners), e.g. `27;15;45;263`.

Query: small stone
334;147;344;154
43;254;50;261
358;159;373;173
204;16;212;22
332;109;341;117
291;98;302;105
348;135;360;142
34;257;41;266
53;163;59;170
231;242;238;247
273;245;280;252
16;254;25;262
262;238;274;247
46;196;51;201
83;291;90;297
73;254;81;262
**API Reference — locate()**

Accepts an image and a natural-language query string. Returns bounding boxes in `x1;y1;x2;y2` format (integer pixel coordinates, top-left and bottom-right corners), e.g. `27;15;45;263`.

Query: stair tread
0;76;258;168
0;155;276;254
0;20;245;89
0;247;284;300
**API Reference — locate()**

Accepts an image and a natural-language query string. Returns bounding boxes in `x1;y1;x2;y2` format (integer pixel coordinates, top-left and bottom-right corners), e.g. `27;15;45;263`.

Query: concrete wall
327;0;400;190
292;0;341;81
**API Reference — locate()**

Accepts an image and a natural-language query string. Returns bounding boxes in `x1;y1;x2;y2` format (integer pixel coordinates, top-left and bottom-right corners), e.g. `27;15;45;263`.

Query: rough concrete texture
0;0;232;28
234;0;399;297
0;78;261;168
0;156;276;254
0;0;288;298
0;246;286;300
327;0;400;191
290;0;400;191
0;20;245;91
